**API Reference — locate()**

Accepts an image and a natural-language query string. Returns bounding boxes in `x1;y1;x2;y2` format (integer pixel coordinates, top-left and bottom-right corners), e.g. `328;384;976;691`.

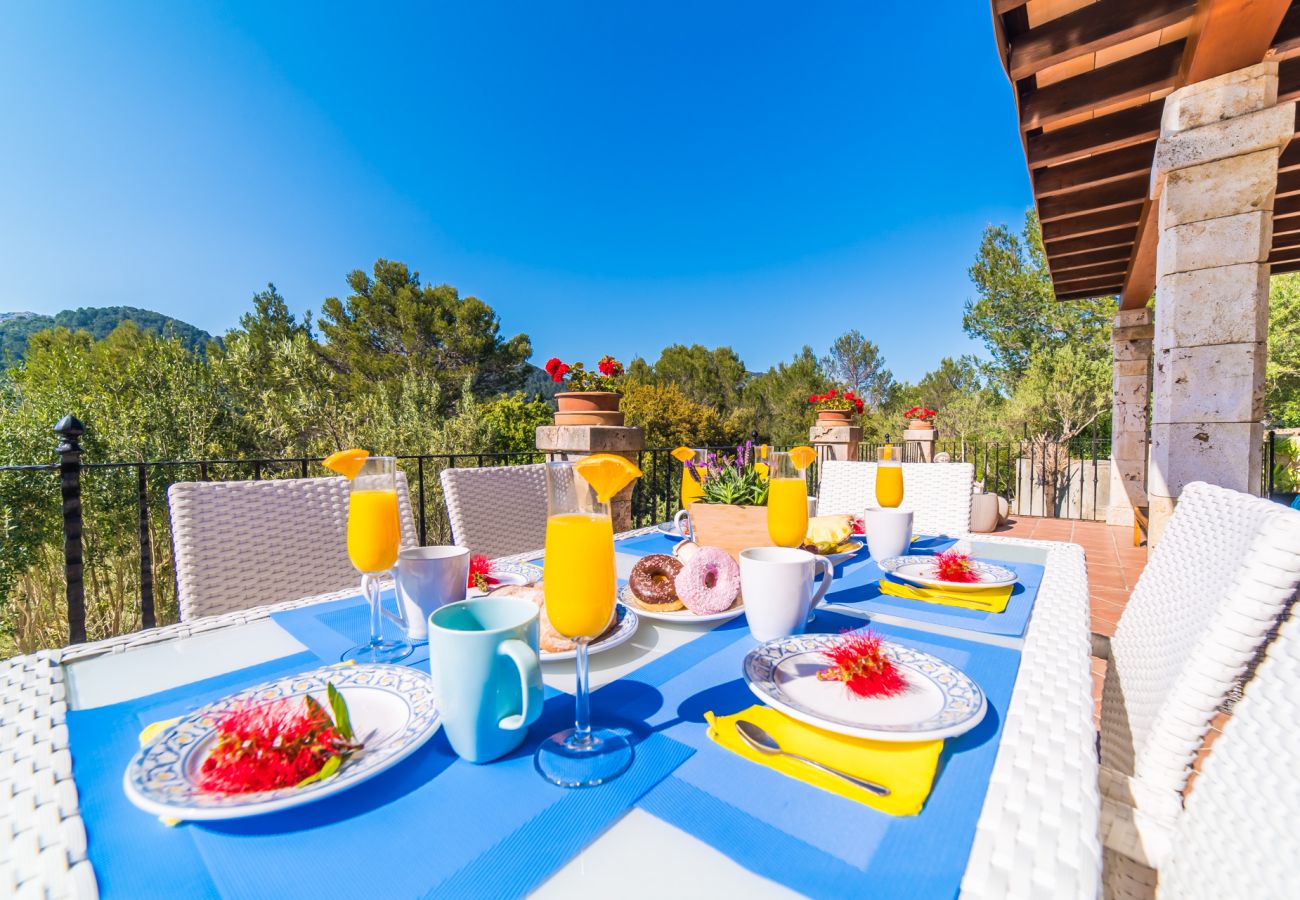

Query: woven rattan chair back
815;460;974;536
168;474;417;620
1099;481;1300;882
1158;604;1300;899
440;463;548;559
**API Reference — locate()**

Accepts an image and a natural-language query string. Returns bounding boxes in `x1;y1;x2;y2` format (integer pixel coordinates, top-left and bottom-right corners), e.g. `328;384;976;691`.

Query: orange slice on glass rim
670;446;695;463
574;454;643;503
788;446;816;471
323;448;369;480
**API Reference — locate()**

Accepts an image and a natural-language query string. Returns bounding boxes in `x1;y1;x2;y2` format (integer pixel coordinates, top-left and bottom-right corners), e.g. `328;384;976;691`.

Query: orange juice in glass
537;456;641;788
673;447;706;507
876;461;904;509
543;512;615;638
341;456;411;664
347;489;401;573
766;452;810;547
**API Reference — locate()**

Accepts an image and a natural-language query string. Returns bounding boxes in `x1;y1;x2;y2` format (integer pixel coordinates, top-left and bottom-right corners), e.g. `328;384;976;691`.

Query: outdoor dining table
0;527;1101;899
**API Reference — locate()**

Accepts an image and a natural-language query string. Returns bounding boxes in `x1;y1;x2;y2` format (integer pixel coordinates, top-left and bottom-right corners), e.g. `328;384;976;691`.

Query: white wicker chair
815;460;974;536
168;474;417;620
440;464;548;559
1158;604;1300;899
1098;482;1300;897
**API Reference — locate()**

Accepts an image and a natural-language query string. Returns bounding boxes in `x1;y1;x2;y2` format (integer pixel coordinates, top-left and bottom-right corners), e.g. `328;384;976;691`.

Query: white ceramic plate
124;664;440;821
658;520;691;539
617;584;744;623
742;633;987;742
877;555;1017;591
540;604;640;661
819;540;864;567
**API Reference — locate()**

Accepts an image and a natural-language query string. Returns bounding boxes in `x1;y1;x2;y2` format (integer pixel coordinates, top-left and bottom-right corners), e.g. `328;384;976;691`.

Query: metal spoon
734;720;890;797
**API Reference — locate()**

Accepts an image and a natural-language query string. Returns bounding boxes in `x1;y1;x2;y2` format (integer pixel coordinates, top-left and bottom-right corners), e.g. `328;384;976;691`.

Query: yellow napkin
878;578;1012;613
705;705;942;816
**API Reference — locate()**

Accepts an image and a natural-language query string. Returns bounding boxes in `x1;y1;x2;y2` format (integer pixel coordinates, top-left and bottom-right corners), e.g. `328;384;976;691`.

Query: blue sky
0;2;1031;382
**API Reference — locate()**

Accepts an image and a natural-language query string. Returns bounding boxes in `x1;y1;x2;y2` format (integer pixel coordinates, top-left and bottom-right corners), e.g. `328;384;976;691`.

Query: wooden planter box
687;502;773;562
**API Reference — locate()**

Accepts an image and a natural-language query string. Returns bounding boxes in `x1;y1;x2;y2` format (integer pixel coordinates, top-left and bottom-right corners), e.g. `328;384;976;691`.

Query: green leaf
327;683;354;741
303;694;327;722
295;754;342;788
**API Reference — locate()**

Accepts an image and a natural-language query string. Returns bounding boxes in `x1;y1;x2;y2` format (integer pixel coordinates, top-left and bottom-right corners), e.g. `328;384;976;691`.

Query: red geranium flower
827;388;837;398
544;358;564;377
855;399;865;413
597;355;623;377
468;554;497;591
808;394;817;403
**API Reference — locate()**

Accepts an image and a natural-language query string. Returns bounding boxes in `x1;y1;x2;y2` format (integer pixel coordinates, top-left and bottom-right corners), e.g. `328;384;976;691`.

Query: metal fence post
1267;430;1276;497
137;463;156;629
55;415;87;644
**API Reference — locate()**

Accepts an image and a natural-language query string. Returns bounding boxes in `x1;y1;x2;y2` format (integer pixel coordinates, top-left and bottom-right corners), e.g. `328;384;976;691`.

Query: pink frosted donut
674;546;741;615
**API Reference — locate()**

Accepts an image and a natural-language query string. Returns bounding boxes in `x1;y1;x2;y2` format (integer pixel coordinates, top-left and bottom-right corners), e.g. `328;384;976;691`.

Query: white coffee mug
864;508;913;562
738;547;833;642
392;546;470;641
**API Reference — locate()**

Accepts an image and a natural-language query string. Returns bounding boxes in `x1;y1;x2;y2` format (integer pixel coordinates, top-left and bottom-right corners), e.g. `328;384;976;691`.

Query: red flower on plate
469;554;497;591
934;549;980;583
816;629;907;699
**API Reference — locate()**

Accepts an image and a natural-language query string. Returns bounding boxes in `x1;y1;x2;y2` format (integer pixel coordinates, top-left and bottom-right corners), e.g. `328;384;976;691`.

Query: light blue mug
427;597;544;763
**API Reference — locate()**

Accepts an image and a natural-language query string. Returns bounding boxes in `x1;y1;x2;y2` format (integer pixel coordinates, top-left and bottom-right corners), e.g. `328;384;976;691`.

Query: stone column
1147;61;1293;544
1106;308;1154;528
535;425;645;532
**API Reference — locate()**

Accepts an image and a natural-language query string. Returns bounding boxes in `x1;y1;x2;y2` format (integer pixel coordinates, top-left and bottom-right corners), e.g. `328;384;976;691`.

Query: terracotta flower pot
554;391;624;426
686;503;774;562
816;409;854;425
555;391;621;412
908;419;935;430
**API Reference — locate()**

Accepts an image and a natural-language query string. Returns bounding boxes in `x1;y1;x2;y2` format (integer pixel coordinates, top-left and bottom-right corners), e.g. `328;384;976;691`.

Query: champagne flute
766;451;809;548
535;460;632;787
341;456;411;663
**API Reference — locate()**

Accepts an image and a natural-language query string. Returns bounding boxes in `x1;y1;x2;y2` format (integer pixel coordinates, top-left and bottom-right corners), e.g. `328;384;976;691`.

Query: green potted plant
546;355;625;425
686;440;773;561
809;388;865;425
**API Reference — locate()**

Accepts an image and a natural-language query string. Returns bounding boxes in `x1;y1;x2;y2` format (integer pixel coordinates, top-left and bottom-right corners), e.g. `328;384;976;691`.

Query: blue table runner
67;530;1029;898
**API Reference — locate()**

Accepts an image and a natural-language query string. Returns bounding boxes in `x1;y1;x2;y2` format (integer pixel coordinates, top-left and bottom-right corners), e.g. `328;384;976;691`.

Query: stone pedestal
535;425;645;532
810;424;862;465
1107;308;1154;528
903;428;937;463
1147;61;1292;544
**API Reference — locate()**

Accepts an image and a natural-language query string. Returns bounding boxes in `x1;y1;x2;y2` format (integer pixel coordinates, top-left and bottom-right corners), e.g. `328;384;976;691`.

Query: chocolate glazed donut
628;554;685;611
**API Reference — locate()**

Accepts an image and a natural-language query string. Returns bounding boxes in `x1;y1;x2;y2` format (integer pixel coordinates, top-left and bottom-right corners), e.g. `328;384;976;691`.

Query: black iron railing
4;420;1287;647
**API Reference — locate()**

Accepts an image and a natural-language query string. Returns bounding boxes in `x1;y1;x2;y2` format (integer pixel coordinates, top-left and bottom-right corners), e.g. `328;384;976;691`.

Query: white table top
3;530;1100;899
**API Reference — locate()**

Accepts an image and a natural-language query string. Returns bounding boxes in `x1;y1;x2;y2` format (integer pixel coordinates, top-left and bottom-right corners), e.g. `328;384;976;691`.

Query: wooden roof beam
1049;245;1140;273
1038;174;1149;223
993;0;1028;14
1034;140;1158;198
1044;228;1138;258
1052;262;1131;285
1057;285;1123;301
1027;99;1165;169
1009;0;1195;81
1118;0;1293;310
1042;205;1142;243
1021;40;1185;131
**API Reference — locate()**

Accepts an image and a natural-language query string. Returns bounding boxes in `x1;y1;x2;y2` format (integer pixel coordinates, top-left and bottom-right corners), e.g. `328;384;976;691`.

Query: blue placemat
633;610;1021;899
67;654;694;899
269;588;434;670
826;536;1044;638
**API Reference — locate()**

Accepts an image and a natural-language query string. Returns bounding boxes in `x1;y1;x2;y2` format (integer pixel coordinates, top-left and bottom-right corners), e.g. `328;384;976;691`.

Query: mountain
0;306;214;364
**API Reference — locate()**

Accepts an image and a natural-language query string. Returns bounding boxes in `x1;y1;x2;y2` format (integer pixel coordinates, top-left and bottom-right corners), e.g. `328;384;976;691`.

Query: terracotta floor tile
1092;617;1118;637
1089;570;1130;591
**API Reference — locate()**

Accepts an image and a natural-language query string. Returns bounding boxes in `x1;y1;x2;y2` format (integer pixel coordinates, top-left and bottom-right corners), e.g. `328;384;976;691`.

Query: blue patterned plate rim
123;663;440;821
742;633;987;742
